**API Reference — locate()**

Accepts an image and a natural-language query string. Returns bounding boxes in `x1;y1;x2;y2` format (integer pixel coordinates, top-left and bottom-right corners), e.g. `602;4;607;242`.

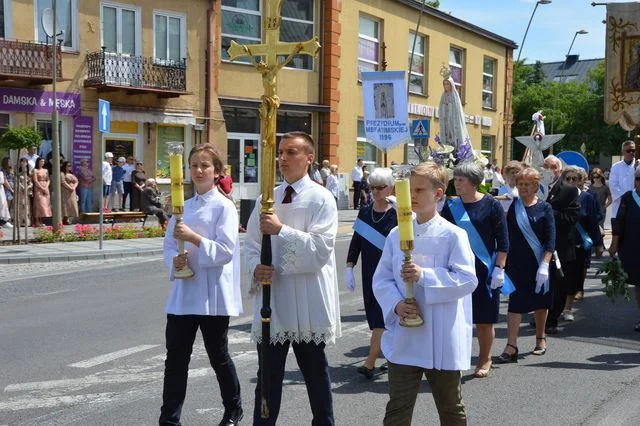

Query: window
481;135;494;155
102;2;141;55
482;57;496;109
1;0;11;39
221;0;261;64
154;11;186;63
357;119;377;162
449;46;464;97
156;126;185;179
408;32;426;94
35;0;78;50
279;0;314;70
358;15;380;79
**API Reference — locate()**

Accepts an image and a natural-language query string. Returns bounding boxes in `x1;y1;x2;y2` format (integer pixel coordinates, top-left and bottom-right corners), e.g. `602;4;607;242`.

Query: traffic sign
411;119;430;139
98;99;110;133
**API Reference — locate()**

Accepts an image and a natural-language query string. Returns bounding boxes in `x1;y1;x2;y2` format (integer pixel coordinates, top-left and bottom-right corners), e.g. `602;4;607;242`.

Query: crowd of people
0;149;167;229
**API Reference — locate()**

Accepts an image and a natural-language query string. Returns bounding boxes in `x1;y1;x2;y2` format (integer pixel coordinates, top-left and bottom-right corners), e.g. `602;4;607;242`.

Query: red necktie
282;186;295;204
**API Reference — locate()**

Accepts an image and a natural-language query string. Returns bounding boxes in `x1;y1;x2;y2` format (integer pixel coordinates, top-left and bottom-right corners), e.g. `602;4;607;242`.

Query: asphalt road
1;237;639;425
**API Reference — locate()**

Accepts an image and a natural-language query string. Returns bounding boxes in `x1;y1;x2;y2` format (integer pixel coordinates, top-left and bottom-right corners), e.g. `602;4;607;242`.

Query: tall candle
169;154;184;208
395;178;414;251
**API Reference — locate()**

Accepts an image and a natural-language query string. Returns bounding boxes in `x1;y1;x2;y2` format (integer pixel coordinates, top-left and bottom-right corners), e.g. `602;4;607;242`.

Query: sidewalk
0;209;361;264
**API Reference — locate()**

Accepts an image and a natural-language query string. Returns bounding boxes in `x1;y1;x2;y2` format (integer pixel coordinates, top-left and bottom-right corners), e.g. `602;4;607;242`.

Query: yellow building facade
1;0;223;204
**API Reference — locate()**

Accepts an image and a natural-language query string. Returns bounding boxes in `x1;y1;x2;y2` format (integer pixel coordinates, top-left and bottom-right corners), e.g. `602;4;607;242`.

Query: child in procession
372;162;478;426
160;143;243;426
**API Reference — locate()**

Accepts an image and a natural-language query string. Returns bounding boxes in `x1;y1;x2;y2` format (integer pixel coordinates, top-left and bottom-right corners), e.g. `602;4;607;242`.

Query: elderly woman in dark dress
609;167;640;332
497;168;555;362
346;167;396;378
441;163;509;378
131;161;146;211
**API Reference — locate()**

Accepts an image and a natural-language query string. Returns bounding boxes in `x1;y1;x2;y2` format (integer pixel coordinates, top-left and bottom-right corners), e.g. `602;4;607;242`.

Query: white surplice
373;214;478;371
162;187;243;316
245;175;341;344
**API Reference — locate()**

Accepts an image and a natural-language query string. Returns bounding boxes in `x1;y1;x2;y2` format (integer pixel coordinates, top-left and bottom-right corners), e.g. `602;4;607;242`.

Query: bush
0;126;42;150
33;223;165;243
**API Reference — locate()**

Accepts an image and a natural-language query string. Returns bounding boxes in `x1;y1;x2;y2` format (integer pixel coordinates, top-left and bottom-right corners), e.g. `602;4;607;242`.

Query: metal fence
0;39;62;79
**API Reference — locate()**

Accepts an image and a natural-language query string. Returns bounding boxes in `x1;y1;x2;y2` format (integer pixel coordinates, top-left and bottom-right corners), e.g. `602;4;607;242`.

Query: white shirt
609;159;636;217
245;175;341;344
326;173;339;197
373;214;478;371
102;161;113;185
24;153;39;171
351;165;363;183
122;163;136;182
163;188;243;316
492;170;505;190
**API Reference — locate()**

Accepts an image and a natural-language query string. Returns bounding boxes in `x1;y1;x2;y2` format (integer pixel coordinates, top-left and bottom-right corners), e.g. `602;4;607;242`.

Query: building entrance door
227;133;260;200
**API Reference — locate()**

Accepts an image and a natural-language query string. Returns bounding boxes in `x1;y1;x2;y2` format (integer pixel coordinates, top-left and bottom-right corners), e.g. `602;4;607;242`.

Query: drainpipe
206;0;216;144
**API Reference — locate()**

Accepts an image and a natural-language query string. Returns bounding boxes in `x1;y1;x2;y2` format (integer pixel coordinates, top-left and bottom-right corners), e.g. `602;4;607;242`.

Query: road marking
68;345;159;368
0;393;117;411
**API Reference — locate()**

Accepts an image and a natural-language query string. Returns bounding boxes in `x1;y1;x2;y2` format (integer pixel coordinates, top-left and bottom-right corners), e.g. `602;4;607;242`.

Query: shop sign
0;87;80;115
72;116;93;172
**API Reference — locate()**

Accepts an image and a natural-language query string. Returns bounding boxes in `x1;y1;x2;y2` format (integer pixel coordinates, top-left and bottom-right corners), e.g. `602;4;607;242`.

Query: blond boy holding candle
373;162;478;426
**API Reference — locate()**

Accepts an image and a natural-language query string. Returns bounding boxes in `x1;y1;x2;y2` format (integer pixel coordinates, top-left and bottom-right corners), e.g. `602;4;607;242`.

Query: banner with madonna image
361;71;411;151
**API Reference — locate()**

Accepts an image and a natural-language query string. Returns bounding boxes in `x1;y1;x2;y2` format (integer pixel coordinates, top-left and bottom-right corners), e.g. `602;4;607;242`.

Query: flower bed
33;223;165;243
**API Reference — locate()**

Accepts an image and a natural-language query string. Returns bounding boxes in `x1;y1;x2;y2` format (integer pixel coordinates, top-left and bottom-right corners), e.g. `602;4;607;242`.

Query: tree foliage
0;126;42;151
512;59;628;163
427;1;440;7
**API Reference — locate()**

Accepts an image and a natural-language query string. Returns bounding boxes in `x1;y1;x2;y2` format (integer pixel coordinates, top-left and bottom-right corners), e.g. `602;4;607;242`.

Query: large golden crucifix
226;0;320;419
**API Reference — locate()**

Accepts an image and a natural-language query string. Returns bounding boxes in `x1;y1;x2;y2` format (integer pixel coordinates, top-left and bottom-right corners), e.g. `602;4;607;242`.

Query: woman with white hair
346;167;397;378
325;164;339;203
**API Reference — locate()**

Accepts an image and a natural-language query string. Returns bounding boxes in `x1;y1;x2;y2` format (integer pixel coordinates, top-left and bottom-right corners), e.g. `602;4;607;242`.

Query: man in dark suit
544;155;580;334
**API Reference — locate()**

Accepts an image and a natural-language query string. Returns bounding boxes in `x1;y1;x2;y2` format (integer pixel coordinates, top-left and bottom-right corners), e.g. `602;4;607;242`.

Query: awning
110;109;196;126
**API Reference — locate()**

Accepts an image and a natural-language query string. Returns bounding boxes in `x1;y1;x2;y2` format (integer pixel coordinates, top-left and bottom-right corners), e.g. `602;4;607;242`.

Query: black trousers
123;182;133;209
353;181;361;209
146;206;168;225
159;314;241;426
253;340;334;426
548;260;576;327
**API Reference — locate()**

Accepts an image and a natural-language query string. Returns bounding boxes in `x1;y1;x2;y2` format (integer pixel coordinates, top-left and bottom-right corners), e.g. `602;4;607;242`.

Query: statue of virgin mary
438;67;471;155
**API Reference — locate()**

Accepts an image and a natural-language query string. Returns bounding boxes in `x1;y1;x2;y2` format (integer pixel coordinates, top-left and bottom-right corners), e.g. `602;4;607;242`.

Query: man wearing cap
112;157;126;211
102;152;114;212
122;155;136;211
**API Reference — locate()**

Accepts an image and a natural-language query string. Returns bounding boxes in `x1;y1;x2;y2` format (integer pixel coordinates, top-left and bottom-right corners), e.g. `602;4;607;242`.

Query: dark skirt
472;281;500;324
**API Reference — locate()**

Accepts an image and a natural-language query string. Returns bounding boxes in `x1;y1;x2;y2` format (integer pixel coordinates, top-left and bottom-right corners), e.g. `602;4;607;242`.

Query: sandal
357;365;374;379
495;344;518;363
532;337;547;356
473;362;492;378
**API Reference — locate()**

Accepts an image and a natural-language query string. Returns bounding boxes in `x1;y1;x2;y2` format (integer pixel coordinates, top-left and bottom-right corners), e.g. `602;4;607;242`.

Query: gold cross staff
227;0;320;214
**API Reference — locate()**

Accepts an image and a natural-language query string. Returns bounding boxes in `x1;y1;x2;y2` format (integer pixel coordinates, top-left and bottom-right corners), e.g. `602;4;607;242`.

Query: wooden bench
80;211;155;228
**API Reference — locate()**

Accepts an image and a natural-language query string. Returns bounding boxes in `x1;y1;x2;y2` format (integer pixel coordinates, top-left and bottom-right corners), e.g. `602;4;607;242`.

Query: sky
439;0;631;63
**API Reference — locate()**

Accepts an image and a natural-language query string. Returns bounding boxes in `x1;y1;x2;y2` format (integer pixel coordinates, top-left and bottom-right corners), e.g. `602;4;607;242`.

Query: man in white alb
352;158;364;210
610;140;638;229
245;131;340;425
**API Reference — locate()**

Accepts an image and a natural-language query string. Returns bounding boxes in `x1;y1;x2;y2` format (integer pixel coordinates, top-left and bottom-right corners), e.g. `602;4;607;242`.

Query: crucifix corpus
226;0;320;419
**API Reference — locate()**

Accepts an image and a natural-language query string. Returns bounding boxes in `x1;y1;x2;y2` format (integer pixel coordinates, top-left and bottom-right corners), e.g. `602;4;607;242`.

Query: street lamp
550;29;589;138
516;0;552;64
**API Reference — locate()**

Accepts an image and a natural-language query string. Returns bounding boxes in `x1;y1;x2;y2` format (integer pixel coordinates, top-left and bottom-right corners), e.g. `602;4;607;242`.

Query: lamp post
50;0;62;232
550;29;588;140
516;0;552;64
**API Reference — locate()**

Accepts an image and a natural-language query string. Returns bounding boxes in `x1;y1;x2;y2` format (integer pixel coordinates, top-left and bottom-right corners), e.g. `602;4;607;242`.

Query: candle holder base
399;297;424;327
174;267;195;279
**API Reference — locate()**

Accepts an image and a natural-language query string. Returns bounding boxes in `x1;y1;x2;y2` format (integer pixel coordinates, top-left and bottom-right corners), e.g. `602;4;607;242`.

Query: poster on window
361;71;410;151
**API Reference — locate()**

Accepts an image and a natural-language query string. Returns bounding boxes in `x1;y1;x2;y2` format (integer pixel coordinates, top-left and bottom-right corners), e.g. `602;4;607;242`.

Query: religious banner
361;71;410;151
604;2;640;130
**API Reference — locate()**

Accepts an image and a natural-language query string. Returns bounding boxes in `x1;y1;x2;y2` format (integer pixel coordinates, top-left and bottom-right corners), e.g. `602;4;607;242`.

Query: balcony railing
0;39;62;83
85;48;187;96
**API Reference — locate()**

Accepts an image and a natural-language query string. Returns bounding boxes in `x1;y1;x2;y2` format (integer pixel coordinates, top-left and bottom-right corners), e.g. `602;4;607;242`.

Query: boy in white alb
373;162;478;426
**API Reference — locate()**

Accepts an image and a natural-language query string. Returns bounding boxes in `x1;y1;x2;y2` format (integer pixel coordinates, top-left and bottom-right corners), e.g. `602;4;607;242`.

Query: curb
0;248;164;264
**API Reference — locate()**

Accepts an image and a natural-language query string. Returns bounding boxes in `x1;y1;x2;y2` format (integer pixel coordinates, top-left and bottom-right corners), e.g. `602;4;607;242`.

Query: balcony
84;49;188;98
0;39;62;84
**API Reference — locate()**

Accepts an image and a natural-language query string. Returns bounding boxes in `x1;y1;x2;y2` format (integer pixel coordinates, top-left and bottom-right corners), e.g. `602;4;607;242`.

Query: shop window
101;2;140;55
35;119;63;160
357;119;377;163
408;32;427;95
154;11;186;64
358;14;380;80
36;0;78;50
156;125;185;179
221;0;261;64
483;57;496;109
449;46;464;100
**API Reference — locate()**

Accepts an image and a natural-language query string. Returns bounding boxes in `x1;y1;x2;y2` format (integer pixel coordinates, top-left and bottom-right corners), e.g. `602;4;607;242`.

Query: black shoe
532;337;547;356
379;362;388;371
357;365;374;379
218;408;243;426
495;343;518;363
545;325;558;335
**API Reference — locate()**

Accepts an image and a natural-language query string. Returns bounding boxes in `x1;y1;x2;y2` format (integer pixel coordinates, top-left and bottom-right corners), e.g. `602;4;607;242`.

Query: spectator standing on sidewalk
131;161;147;212
77;159;96;214
111;157;126;211
352;158;364;209
217;164;234;201
32;158;52;227
60;161;79;225
587;167;612;233
102;152;114;212
326;164;339;204
0;166;11;228
320;160;331;186
122;156;136;210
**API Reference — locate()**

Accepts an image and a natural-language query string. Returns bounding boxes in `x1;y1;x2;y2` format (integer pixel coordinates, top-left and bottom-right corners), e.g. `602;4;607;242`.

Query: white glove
535;261;550;292
490;267;504;289
345;267;356;292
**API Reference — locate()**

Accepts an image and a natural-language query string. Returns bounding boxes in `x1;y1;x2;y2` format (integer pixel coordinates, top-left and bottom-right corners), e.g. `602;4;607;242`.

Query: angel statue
516;110;564;169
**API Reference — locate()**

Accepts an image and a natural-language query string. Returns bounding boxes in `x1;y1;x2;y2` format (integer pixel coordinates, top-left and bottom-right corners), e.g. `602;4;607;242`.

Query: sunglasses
136;162;143;165
626;149;636;153
370;185;388;191
565;176;578;182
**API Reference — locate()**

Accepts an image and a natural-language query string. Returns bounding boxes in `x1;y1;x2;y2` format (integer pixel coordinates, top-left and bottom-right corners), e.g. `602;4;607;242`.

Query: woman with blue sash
441;163;510;378
562;167;604;318
609;167;640;332
346;168;397;378
497;168;555;363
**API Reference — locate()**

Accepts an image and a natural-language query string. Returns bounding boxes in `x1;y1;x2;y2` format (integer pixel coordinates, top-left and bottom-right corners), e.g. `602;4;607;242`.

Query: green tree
427;1;440;7
0;126;42;151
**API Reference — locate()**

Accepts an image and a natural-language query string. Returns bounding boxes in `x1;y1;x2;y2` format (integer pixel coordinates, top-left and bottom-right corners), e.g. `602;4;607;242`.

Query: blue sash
633;190;640;209
448;198;515;297
515;198;549;294
575;223;593;251
353;218;386;251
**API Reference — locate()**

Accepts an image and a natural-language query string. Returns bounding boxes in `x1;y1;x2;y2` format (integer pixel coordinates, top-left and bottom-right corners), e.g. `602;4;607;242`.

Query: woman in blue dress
346;167;397;378
497;167;555;363
441;163;509;378
609;167;640;332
